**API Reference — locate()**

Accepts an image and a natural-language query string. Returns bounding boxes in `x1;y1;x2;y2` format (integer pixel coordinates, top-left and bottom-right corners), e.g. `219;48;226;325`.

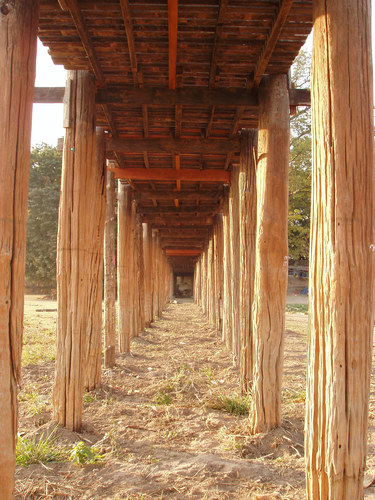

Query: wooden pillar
0;2;39;496
117;183;134;352
229;165;241;364
207;235;216;326
306;2;374;498
84;127;106;390
201;247;208;315
104;170;116;368
137;215;145;334
239;129;257;393
222;189;233;350
152;229;159;319
143;223;152;327
53;70;98;431
195;256;202;305
250;74;289;434
214;215;224;333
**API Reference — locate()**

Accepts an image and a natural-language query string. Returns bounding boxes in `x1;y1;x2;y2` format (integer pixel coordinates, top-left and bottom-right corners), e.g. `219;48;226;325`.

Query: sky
31;11;375;148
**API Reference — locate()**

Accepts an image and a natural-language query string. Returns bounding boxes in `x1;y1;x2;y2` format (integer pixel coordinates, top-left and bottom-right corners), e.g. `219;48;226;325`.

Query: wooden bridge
0;1;373;498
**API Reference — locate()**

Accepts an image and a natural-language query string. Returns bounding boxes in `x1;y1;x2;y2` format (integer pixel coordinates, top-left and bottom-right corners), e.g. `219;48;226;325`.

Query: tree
26;143;62;291
289;49;312;261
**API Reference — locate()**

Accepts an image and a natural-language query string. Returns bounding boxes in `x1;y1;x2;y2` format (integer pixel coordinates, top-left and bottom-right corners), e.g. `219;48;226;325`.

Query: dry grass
16;297;375;499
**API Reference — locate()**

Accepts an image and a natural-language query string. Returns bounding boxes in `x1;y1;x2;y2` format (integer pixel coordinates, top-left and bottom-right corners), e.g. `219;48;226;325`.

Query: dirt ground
15;297;375;499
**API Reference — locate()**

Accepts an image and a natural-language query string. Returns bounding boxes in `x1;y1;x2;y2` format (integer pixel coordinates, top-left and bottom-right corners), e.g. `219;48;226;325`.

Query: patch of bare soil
15;301;375;499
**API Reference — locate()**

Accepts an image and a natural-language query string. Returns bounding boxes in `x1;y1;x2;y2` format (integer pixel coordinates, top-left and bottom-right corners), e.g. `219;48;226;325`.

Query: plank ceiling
38;0;312;272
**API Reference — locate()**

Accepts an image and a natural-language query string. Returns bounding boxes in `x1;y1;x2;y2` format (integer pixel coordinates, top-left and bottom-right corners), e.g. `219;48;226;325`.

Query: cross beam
108;167;231;183
33;87;310;107
107;138;239;155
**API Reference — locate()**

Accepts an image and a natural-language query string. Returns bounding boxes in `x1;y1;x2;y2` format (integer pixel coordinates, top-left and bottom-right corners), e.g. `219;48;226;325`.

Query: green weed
285;304;308;314
69;441;103;466
16;429;65;466
208;393;250;416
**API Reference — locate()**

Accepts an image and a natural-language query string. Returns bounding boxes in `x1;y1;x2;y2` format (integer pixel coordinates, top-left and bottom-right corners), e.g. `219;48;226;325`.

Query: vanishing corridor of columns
0;0;373;499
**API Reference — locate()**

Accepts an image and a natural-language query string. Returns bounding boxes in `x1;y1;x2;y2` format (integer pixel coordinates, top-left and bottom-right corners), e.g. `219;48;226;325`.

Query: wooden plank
119;0;138;81
139;205;219;215
109;166;231;183
165;249;201;256
0;2;39;497
135;190;220;202
33;87;311;107
208;0;229;87
97;86;258;106
168;0;178;89
107;137;240;155
63;0;105;84
251;0;294;88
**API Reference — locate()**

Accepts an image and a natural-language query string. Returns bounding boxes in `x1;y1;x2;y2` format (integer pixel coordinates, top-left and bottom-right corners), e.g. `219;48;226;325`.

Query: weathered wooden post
137;214;145;334
229;165;240;364
152;229;158;319
207;234;216;326
239;129;257;392
250;75;289;433
143;223;152;326
84;126;106;391
201;246;208;315
104;169;116;368
0;1;39;496
214;215;224;334
306;2;374;498
222;189;233;350
117;182;134;352
53;70;98;431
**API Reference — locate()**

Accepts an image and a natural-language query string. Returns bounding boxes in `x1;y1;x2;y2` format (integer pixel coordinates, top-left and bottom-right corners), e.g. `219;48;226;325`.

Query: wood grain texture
53;70;97;431
250;75;289;434
229;165;241;365
222;190;233;350
239;130;257;393
306;1;374;498
104;170;116;368
117;183;135;352
0;1;39;497
84;127;106;390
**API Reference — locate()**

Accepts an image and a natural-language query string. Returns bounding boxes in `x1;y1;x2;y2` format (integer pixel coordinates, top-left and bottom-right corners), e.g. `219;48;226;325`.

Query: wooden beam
168;0;178;90
230;0;293;135
135;190;220;202
251;0;294;89
143;216;214;225
97;86;258;107
208;0;229;87
165;249;201;256
33;86;310;107
107;137;239;155
63;0;105;84
139;205;219;215
119;0;138;82
109;166;231;183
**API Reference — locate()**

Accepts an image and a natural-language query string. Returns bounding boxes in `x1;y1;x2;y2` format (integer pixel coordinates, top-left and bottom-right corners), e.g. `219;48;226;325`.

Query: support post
306;2;374;498
53;70;98;431
0;2;39;496
143;223;152;327
84;126;106;390
117;182;134;352
104;170;116;368
222;189;233;350
229;165;241;364
250;75;289;433
239;129;257;393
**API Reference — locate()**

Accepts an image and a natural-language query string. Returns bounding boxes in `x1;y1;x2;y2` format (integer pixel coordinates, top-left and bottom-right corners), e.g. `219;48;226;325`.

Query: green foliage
289;50;312;261
208;394;250;416
285;304;308;314
26;143;62;290
16;429;64;466
69;441;103;465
